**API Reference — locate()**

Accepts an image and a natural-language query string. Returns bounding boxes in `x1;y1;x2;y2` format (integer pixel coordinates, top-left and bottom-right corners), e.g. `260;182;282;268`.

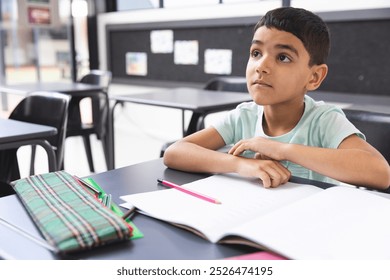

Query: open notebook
121;174;390;260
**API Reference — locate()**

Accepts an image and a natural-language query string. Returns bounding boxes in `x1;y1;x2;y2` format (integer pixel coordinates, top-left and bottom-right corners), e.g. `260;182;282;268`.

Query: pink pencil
157;178;221;204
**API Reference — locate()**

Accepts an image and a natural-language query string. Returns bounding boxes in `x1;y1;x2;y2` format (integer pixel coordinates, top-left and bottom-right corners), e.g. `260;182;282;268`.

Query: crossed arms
164;127;390;190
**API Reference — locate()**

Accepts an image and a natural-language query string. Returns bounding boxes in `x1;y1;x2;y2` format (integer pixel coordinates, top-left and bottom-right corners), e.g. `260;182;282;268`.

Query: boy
164;7;390;190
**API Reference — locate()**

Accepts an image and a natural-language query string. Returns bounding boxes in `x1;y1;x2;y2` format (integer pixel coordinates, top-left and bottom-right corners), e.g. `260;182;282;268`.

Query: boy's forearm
164;138;390;190
163;141;239;174
282;143;390;189
164;140;291;188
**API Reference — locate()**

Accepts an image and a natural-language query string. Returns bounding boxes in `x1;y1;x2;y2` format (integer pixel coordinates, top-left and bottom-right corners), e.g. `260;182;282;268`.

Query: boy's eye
278;54;291;63
250;50;261;58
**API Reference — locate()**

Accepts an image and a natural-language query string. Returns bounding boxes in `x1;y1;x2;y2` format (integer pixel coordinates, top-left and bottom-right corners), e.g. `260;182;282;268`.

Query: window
0;0;73;83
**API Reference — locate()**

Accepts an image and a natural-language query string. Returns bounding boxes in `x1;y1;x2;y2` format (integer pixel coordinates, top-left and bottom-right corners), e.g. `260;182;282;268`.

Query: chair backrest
79;70;112;137
9;91;70;166
204;76;248;93
343;109;390;163
79;70;112;93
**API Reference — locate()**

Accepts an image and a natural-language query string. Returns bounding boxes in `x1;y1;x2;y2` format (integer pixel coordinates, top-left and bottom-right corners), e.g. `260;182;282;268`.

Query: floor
1;68;226;179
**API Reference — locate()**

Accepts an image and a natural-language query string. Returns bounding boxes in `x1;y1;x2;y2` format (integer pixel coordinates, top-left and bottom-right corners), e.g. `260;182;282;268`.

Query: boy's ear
306;64;328;91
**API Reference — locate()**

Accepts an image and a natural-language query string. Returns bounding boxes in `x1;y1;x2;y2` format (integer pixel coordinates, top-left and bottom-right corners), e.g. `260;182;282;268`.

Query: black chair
0;91;70;188
0;150;19;195
0;181;16;198
159;76;248;157
65;70;112;172
203;76;248;93
343;109;390;163
195;76;247;131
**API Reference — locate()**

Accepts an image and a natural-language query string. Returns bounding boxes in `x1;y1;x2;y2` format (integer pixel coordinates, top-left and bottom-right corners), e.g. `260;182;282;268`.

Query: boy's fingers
229;145;243;156
263;163;291;188
258;171;272;188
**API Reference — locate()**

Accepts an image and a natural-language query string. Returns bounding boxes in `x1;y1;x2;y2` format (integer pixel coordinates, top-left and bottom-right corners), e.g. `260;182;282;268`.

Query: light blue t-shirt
213;95;365;184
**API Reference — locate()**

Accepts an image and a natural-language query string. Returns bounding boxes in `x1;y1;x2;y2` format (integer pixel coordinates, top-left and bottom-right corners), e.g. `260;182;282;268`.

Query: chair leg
101;135;110;171
82;135;95;173
0;149;20;183
30;145;36;175
59;158;65;170
0;181;16;197
56;149;64;171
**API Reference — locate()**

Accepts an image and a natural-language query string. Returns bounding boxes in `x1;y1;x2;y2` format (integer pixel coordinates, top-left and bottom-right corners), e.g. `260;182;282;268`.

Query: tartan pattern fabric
12;171;132;253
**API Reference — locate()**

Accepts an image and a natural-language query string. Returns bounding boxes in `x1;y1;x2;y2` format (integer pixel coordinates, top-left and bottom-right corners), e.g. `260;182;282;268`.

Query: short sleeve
212;102;260;145
316;109;365;149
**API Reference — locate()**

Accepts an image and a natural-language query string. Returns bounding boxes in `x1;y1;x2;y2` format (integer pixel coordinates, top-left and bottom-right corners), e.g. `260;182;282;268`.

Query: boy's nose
255;56;271;74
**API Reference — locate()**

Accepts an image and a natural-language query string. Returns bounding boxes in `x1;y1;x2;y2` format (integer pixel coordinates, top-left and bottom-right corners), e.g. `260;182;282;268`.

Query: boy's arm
163;127;290;188
229;134;390;190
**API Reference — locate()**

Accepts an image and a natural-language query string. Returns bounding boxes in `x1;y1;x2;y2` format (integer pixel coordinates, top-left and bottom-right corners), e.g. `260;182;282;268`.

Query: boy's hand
229;137;290;187
229;137;285;161
235;157;291;188
254;152;272;160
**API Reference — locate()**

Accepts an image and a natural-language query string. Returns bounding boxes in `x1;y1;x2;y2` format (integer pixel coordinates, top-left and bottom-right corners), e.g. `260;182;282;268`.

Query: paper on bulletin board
174;40;199;65
204;49;232;75
126;52;148;76
150;30;174;53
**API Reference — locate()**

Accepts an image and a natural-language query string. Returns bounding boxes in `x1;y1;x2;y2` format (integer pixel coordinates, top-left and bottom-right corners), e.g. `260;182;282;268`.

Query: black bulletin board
107;17;256;85
106;9;390;96
322;19;390;96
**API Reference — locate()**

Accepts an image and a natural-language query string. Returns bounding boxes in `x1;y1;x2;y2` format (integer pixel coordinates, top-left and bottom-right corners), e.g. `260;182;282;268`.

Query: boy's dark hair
255;7;330;66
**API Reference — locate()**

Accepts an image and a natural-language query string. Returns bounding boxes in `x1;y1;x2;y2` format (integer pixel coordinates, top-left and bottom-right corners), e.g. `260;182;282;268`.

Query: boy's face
246;26;317;106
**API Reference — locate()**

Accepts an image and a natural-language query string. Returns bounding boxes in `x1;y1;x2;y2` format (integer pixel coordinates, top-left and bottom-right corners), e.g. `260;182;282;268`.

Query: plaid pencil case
11;171;133;254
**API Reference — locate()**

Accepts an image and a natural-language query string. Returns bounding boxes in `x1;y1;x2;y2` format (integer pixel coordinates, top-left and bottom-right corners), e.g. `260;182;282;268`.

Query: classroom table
0;157;336;260
0;118;57;172
107;87;251;169
309;90;390;114
0;82;104;104
0;81;111;170
0;81;104;113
